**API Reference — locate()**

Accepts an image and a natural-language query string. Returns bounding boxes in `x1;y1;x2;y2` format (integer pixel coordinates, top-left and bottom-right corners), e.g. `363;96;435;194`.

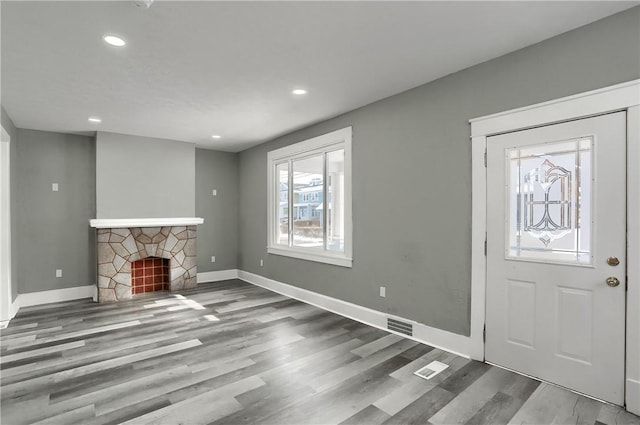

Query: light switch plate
52;183;59;192
55;269;62;278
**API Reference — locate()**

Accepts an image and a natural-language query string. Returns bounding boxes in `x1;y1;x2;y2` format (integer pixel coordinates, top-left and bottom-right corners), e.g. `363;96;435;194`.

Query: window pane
276;162;289;245
292;155;323;248
326;149;345;252
507;138;591;264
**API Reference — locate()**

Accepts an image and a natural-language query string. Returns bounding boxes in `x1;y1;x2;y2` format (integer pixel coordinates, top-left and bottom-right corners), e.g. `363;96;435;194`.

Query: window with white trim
268;127;352;267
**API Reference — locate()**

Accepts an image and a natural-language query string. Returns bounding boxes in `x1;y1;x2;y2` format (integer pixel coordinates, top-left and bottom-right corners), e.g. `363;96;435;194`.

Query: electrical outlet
379;286;386;298
56;269;63;278
211;256;216;263
212;189;217;196
52;183;59;192
260;259;264;267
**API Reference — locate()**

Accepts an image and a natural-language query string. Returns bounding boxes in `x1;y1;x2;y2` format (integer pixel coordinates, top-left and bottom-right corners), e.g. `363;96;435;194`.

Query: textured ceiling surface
1;1;637;151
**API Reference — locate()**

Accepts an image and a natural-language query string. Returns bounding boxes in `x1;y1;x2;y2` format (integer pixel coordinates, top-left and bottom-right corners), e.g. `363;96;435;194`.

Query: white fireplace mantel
89;217;204;229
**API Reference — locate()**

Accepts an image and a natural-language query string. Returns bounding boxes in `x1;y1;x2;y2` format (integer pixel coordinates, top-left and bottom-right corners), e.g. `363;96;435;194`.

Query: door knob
606;257;620;266
606;277;620;287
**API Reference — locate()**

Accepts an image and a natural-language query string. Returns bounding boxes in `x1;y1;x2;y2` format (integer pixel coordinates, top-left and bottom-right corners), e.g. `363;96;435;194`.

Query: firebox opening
131;257;169;294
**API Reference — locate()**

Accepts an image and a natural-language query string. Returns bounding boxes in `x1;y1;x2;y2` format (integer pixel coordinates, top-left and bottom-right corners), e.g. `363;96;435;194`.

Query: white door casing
485;112;626;405
469;80;640;414
0;125;12;326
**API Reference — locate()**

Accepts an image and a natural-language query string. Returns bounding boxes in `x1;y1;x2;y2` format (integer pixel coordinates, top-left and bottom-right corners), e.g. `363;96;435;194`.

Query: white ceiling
1;1;637;152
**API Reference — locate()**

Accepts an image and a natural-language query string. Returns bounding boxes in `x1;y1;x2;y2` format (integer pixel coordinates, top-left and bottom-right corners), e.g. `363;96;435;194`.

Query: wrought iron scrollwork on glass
523;159;572;246
507;138;591;264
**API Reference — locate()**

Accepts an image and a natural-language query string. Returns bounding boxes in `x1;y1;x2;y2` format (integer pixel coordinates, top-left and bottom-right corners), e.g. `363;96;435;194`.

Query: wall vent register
387;317;413;336
414;361;449;380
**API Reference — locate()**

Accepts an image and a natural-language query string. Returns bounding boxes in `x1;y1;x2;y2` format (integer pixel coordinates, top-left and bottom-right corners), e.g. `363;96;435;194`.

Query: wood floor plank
1;339;202;401
507;383;597;425
1;279;637;425
550;395;602;425
0;393;51;425
2;332;189;384
49;364;153;404
596;403;640;425
44;365;192;418
0;340;84;365
214;294;289;314
308;338;418;392
217;377;317;424
340;405;391;425
30;404;96;425
464;391;525;425
258;355;408;425
0;322;38;334
437;360;492;394
429;366;515;425
351;334;405;357
74;397;172;425
1;325;61;342
5;320;142;350
100;357;256;416
1;334;35;348
382;385;457;425
375;355;470;417
122;396;241;425
119;376;265;425
54;339;202;382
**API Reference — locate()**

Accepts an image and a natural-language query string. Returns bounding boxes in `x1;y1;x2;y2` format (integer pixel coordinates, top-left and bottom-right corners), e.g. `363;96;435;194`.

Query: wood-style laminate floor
1;279;638;425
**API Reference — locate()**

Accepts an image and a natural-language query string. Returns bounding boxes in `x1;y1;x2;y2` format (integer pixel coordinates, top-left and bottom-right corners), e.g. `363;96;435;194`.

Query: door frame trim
0;125;12;327
469;79;640;414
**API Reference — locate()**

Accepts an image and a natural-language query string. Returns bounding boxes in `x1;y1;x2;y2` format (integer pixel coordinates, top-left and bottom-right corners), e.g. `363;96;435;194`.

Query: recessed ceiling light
211;135;221;139
88;117;102;123
292;89;307;95
103;35;126;47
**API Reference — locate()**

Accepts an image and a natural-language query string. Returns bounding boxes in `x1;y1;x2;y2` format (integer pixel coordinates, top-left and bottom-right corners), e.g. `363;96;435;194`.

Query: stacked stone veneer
97;226;197;302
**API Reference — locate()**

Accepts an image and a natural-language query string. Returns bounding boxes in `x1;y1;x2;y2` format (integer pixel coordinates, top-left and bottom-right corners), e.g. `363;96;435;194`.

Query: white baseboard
627;378;640;416
0;297;19;328
3;284;97;325
237;270;472;359
16;285;97;310
197;269;239;283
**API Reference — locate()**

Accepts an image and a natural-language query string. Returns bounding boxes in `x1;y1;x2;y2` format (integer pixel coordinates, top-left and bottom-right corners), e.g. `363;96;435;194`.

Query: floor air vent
414;360;449;380
387;317;413;336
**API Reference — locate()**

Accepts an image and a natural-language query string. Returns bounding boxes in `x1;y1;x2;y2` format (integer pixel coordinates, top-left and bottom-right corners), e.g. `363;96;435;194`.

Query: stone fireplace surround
90;218;204;302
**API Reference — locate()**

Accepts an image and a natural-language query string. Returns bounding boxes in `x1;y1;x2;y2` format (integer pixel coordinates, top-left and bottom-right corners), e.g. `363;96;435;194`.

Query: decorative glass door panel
507;138;592;265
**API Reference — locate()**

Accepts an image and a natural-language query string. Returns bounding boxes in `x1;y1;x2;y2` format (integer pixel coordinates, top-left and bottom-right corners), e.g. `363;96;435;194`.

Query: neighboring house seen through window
267;127;352;267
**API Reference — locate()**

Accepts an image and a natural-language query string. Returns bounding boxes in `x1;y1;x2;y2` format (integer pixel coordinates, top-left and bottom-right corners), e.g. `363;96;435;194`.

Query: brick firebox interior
131;257;169;294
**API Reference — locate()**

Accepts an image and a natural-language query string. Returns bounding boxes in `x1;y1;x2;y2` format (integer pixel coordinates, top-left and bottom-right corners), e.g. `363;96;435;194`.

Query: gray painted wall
96;132;195;219
14;129;96;294
238;7;640;336
195;149;239;273
1;106;18;301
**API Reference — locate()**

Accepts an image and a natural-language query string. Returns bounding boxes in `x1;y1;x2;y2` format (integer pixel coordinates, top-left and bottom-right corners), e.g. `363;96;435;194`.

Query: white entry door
485;112;626;405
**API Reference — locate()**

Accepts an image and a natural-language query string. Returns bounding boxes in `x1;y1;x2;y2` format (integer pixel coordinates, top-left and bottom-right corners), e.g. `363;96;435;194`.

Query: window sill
267;246;352;268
